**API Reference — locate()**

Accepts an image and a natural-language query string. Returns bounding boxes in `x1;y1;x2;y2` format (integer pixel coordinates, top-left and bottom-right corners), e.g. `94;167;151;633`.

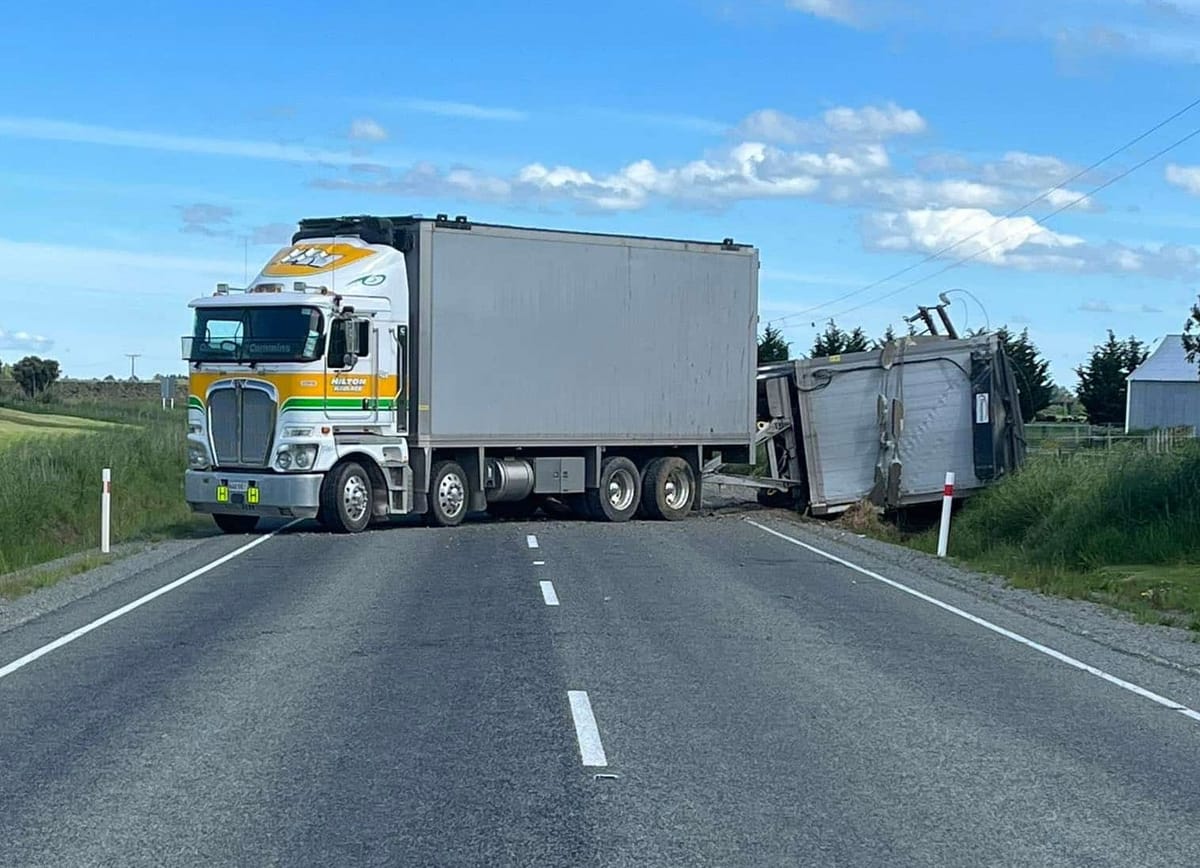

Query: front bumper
185;470;323;518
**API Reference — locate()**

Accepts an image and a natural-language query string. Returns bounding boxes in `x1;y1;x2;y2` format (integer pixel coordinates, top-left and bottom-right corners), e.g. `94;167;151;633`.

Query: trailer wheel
641;457;696;521
212;513;259;534
319;460;374;533
587;456;641;522
428;460;469;527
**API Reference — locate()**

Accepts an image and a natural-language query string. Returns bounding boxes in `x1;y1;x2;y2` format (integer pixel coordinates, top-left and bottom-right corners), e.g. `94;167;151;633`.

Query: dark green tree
1075;331;1148;425
995;327;1054;423
871;324;898;350
757;324;790;364
11;356;61;398
811;320;869;357
1184;295;1200;370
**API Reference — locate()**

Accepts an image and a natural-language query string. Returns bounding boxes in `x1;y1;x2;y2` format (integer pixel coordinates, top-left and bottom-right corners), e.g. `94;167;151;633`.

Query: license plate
228;480;249;493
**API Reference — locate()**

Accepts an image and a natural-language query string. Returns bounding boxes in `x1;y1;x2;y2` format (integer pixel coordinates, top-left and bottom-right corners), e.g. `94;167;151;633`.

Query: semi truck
183;214;759;533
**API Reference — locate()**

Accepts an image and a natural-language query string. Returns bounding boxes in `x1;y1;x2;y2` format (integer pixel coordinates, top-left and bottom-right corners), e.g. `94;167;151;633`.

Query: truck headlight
275;444;317;471
188;443;210;469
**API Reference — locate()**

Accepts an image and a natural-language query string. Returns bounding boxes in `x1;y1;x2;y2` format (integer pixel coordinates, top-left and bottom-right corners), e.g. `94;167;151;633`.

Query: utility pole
125;353;141;381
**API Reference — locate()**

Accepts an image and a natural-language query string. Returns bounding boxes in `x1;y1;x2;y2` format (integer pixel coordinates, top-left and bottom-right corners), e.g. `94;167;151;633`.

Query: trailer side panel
417;224;757;446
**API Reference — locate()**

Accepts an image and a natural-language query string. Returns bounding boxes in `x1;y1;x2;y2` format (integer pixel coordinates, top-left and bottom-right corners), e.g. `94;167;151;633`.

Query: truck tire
586;456;641;523
319;460;373;533
641;457;696;521
428;460;469;527
212;513;259;534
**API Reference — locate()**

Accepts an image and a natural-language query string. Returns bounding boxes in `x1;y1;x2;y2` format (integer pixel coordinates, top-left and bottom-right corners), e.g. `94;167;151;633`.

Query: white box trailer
184;214;758;532
709;333;1026;514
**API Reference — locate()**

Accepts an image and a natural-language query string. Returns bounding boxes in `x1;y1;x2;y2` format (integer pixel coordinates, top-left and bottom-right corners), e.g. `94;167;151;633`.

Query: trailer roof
292;213;756;252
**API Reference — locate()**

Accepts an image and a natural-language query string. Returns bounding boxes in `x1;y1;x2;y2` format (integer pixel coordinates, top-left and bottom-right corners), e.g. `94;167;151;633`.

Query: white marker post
101;468;112;554
936;471;954;558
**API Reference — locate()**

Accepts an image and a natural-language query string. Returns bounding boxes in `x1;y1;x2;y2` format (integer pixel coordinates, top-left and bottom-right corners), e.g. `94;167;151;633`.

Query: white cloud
787;0;859;25
0;328;52;352
1079;300;1114;313
395;98;527;122
866;207;1085;266
737;102;926;144
0;116;412;168
864;206;1200;278
1165;163;1200;194
348;118;388;142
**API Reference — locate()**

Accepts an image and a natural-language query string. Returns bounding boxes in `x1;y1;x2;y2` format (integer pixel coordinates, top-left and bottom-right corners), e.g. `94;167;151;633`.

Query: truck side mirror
343;318;361;356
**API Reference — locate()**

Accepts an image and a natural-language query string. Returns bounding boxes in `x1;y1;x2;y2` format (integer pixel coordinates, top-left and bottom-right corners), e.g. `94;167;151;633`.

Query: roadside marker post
101;468;112;554
936;471;954;558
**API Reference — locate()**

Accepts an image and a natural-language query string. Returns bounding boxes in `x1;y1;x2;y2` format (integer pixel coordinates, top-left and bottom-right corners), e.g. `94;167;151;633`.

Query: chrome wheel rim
606;468;636;512
663;468;692;510
343;473;369;523
438;472;466;518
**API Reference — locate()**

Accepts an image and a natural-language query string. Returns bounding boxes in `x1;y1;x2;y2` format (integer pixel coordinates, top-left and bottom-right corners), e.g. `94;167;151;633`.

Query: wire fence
1025;423;1197;457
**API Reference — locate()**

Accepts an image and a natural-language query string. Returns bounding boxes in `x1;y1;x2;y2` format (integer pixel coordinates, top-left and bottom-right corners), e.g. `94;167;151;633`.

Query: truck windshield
189;305;324;363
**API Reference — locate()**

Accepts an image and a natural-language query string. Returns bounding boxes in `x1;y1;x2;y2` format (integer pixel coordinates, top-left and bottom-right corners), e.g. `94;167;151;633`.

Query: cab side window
328;320;371;364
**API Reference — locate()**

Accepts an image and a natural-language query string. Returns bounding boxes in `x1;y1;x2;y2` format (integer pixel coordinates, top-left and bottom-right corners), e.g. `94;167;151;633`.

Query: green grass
888;444;1200;627
0;552;117;599
0;406;118;442
0;399;207;579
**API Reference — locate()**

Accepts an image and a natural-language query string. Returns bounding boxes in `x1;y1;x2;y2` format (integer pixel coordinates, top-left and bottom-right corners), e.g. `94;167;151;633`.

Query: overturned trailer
707;332;1026;515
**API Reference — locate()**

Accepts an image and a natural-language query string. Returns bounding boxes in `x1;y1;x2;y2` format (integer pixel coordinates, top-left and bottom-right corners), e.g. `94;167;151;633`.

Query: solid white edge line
540;580;560;606
0;520;303;682
745;518;1200;723
567;690;608;767
526;534;539;549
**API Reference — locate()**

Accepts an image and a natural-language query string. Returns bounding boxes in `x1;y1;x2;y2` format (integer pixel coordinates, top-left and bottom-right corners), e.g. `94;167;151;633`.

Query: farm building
1125;334;1200;433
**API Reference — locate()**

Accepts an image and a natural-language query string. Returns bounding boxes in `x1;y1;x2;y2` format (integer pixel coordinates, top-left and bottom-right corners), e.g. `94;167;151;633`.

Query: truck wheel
587;456;641;522
641;457;696;521
428;460;469;527
212;513;259;534
320;460;373;533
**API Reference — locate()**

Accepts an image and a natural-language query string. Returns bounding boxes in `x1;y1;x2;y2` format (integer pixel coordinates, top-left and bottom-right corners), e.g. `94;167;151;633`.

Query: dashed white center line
567;690;608;767
526;534;539;549
540;581;560;606
533;560;545;566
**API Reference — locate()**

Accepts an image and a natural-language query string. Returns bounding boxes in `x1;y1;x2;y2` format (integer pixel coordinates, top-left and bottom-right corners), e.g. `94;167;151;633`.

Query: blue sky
2;0;1200;382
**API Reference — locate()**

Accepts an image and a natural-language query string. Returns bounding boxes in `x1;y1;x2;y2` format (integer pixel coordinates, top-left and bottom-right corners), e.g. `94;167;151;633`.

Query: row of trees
0;355;62;398
756;320;1148;426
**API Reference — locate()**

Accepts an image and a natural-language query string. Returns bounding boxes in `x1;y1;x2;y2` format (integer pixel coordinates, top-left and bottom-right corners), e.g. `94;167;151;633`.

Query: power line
767;94;1200;326
821;120;1200;322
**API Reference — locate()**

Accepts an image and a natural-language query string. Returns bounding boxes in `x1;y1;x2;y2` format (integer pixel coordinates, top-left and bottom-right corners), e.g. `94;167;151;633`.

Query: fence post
937;471;955;558
101;468;111;554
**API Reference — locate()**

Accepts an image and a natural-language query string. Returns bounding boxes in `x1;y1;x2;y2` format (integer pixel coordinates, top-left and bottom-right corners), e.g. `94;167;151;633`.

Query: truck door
325;317;377;423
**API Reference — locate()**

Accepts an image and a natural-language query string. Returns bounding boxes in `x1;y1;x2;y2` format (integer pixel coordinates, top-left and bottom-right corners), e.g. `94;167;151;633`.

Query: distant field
0;407;118;442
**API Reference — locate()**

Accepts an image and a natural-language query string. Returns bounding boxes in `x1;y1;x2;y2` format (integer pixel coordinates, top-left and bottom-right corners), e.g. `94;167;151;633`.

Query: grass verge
0;399;208;582
854;444;1200;630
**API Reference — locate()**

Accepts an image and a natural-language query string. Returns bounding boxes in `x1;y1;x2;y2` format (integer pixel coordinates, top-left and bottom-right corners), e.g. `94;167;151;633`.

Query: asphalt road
3;511;1200;867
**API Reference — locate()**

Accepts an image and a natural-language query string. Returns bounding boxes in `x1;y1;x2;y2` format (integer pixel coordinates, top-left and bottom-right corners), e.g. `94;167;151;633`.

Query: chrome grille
207;383;276;467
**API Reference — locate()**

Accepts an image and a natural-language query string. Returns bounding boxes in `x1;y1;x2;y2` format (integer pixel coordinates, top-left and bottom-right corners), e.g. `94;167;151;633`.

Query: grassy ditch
866;445;1200;630
0;400;204;582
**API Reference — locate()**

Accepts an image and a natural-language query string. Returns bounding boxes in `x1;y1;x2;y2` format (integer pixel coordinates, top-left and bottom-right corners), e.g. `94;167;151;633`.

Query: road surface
2;512;1200;867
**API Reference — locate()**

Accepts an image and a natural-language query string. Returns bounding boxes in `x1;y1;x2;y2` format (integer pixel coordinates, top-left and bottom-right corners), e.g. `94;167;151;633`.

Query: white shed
1125;334;1200;433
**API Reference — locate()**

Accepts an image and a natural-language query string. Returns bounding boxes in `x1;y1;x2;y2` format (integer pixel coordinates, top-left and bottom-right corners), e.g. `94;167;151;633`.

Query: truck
183;214;759;533
707;331;1027;514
